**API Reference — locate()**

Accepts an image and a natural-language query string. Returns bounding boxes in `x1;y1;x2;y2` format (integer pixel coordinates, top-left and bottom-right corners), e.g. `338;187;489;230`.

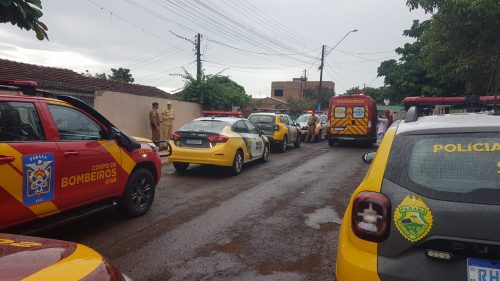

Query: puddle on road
304;206;342;230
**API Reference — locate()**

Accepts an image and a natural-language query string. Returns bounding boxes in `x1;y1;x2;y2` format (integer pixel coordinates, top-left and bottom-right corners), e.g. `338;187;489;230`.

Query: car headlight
147;142;160;152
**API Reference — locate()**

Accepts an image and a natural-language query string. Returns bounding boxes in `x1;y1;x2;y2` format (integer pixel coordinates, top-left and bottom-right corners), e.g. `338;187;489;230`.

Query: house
0;58;202;138
271;78;335;101
240;97;288;117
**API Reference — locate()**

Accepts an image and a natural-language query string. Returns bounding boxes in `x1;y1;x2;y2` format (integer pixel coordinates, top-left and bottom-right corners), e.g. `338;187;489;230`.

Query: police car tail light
352;191;391;242
274;124;279;131
208;134;229;143
171;132;181;141
368;120;372;128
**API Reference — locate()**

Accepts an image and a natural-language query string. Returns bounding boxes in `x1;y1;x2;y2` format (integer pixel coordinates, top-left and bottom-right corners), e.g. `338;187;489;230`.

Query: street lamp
325;29;358;57
317;29;358;110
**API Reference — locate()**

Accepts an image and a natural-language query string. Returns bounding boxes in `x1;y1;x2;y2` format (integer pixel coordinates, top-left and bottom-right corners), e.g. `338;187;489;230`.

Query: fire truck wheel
119;168;156;217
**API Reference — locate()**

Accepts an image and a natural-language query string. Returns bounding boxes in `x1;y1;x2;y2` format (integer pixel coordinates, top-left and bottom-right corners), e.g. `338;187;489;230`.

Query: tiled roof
0;58;171;98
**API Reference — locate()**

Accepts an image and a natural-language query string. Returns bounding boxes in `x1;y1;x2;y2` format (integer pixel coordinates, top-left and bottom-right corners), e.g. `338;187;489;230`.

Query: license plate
468;258;500;281
334;127;345;131
185;139;202;145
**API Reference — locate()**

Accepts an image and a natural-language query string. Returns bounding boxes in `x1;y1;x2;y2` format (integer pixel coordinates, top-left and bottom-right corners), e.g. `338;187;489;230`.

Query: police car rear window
183;120;228;132
249;115;275;123
385;133;500;205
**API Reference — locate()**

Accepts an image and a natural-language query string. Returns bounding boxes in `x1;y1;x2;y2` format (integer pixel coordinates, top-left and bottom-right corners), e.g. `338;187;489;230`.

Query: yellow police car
248;112;300;152
168;117;270;175
336;109;500;281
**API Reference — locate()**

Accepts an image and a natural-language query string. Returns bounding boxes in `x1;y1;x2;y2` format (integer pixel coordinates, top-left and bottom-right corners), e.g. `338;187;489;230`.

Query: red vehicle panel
0;81;161;230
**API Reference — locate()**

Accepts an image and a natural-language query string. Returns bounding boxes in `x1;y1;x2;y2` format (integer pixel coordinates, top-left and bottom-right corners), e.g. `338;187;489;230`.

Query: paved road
41;142;371;281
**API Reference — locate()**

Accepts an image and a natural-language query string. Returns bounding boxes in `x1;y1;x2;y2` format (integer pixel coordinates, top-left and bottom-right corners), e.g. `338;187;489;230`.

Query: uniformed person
149;102;161;141
160;101;175;143
305;110;319;143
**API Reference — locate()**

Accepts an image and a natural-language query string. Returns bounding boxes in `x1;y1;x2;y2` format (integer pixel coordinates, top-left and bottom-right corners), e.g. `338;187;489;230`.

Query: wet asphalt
40;141;372;281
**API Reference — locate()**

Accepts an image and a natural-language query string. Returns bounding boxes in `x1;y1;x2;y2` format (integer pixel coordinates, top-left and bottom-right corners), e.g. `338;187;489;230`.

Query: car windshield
182;120;228;132
249;115;275;123
296;115;310;123
385;132;500;204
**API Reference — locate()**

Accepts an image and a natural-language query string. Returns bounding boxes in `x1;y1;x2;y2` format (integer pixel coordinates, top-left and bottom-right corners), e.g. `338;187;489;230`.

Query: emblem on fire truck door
23;153;55;206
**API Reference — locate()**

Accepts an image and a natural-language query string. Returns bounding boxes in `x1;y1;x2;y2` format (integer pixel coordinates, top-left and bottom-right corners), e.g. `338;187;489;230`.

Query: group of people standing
149;101;175;145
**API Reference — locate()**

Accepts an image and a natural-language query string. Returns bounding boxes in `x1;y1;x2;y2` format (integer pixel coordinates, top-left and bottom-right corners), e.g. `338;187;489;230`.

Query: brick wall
271;80;335;101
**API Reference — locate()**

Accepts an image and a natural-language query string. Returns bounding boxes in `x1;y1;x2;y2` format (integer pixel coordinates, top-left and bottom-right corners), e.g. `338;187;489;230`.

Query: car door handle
0;155;15;164
64;151;80;157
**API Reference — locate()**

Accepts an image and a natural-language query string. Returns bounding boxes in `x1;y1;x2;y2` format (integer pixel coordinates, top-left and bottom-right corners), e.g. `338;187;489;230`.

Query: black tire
260;144;269;163
230;150;244;175
328;138;335;147
119;168;156;217
294;134;301;148
173;162;189;172
279;136;288;153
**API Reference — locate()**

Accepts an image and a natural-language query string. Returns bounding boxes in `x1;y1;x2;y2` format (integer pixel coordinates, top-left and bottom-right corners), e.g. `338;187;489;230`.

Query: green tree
379;0;500;98
0;0;48;40
286;97;316;118
82;70;107;79
344;86;362;96
177;70;250;110
303;88;335;110
109;67;135;83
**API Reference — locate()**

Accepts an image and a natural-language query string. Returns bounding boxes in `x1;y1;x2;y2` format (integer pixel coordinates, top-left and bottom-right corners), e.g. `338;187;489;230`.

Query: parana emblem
394;195;433;242
23;153;55;207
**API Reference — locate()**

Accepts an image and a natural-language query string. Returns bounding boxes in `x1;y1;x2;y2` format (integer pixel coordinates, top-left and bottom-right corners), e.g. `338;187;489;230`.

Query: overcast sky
0;0;428;97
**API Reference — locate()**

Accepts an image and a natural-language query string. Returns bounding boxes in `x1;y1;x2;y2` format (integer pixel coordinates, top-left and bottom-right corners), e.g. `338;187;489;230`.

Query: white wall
94;91;202;138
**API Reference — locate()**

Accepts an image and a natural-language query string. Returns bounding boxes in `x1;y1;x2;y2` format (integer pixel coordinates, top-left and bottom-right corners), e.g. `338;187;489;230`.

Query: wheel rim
263;146;269;160
131;176;152;208
235;153;242;173
283;138;287;150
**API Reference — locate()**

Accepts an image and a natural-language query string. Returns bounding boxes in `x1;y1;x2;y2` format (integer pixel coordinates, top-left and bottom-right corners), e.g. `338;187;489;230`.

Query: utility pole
318;45;326;111
196;33;202;82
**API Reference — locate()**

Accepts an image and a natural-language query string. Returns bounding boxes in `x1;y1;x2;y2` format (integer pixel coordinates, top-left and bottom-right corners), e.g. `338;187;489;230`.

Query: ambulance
328;94;378;146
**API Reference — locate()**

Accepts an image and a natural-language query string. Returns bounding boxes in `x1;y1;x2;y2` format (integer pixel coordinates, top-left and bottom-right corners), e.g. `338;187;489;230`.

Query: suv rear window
249;115;275;123
385;133;500;205
0;102;45;142
182;120;228;132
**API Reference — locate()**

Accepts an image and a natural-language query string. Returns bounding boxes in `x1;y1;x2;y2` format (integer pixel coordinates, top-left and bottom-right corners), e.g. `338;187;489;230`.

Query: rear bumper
337;220;468;281
265;135;282;144
336;220;380;281
329;134;371;141
168;143;234;167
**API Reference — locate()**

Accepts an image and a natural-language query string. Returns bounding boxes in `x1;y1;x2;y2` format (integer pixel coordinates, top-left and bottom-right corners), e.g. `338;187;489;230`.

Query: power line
203;60;312;70
239;0;319;48
86;0;187;54
206;38;320;57
335;49;395;55
219;0;317;49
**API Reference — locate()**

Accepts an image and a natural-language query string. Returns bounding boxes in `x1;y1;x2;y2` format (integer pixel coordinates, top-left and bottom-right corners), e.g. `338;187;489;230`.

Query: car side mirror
362;152;376;164
111;127;141;152
259;130;265;136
